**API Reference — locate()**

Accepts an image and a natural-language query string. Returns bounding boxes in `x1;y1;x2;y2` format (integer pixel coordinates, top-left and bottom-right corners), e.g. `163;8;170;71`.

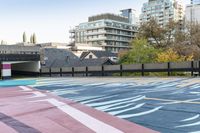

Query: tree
156;48;193;63
137;19;200;60
30;35;33;43
33;33;37;44
23;32;27;43
187;22;200;48
172;22;200;59
1;40;4;45
119;38;158;64
138;18;179;49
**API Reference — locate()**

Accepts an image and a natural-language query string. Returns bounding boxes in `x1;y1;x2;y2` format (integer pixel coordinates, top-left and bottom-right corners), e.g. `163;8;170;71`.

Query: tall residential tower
185;1;200;23
140;0;184;26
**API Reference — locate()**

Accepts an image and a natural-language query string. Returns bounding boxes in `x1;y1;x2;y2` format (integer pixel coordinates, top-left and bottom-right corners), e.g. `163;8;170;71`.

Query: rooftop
80;50;118;59
88;13;129;23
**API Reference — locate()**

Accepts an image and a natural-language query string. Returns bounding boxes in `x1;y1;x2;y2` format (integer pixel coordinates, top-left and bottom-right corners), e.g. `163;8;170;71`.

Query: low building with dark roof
41;48;115;68
40;48;79;68
67;58;114;67
80;50;118;62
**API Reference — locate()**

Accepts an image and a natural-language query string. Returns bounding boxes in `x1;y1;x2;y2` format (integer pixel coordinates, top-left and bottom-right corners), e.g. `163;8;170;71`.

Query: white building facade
140;0;184;26
70;9;138;53
185;4;200;23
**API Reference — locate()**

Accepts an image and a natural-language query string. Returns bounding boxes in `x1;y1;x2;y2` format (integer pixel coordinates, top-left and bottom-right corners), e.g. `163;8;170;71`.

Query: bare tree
138;18;179;49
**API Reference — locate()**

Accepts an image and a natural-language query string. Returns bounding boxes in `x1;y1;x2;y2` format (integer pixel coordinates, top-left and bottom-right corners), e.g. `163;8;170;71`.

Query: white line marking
82;83;107;87
39;98;124;133
73;95;106;102
190;84;200;90
161;98;200;105
175;121;200;128
189;131;200;133
190;92;200;94
103;103;134;112
119;106;162;119
52;89;81;95
19;86;32;91
29;91;46;98
81;95;118;104
110;103;145;116
88;95;144;107
95;96;145;111
181;114;200;122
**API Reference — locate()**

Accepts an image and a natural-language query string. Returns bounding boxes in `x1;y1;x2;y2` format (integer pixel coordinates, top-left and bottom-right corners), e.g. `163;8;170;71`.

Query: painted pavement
31;77;200;133
0;79;157;133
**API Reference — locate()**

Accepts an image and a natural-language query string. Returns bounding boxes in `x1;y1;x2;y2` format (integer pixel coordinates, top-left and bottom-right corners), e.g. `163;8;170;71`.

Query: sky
0;0;190;44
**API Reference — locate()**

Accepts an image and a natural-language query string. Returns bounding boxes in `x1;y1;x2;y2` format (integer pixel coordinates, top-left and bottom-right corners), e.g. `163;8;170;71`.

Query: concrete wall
104;65;120;71
41;68;49;73
62;67;73;72
51;68;60;73
88;66;102;71
123;64;142;70
74;67;86;72
144;63;167;70
170;62;191;69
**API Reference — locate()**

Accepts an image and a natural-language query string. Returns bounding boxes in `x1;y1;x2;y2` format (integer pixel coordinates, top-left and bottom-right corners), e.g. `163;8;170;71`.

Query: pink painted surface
2;64;11;69
0;86;159;133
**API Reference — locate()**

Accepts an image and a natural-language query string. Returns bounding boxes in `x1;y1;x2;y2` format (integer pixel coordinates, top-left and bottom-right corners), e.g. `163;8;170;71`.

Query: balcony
86;31;107;36
69;35;75;38
87;37;107;41
69;29;76;33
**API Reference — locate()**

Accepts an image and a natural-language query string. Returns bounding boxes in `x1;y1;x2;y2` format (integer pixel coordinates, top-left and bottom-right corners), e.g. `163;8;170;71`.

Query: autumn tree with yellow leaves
156;48;193;63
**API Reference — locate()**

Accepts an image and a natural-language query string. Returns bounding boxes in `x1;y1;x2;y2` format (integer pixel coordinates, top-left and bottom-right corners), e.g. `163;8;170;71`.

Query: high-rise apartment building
140;0;184;26
185;3;200;23
191;0;200;4
121;9;139;25
69;9;138;53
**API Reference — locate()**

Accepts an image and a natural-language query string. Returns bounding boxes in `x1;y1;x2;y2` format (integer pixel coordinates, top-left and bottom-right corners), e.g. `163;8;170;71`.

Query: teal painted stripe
0;80;36;87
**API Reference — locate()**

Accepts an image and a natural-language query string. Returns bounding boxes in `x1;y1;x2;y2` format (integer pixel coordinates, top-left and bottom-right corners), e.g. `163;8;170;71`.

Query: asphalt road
31;77;200;133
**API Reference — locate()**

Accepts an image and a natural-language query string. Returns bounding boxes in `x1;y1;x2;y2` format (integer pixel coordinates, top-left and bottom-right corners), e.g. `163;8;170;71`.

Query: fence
40;61;200;77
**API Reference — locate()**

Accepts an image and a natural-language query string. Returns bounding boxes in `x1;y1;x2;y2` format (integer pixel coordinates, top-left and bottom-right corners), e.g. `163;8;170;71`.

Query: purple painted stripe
0;112;41;133
2;64;11;69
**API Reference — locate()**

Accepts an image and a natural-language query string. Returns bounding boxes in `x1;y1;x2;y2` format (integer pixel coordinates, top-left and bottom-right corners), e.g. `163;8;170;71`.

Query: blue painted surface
0;79;36;87
31;77;200;133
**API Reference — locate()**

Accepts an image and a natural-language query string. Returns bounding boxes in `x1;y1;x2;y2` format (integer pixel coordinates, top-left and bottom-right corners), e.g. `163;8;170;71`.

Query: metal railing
40;61;200;77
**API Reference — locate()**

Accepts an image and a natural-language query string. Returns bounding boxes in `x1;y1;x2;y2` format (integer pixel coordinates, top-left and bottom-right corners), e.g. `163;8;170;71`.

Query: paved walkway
31;77;200;133
0;85;157;133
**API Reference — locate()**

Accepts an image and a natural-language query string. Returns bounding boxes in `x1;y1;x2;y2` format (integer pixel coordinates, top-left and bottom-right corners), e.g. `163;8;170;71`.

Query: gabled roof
42;48;79;67
42;49;115;68
67;58;115;67
48;58;115;68
80;50;117;59
80;52;90;59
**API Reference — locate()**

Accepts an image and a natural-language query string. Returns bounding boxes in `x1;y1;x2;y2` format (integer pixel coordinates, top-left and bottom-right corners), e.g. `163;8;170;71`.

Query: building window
89;55;93;59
